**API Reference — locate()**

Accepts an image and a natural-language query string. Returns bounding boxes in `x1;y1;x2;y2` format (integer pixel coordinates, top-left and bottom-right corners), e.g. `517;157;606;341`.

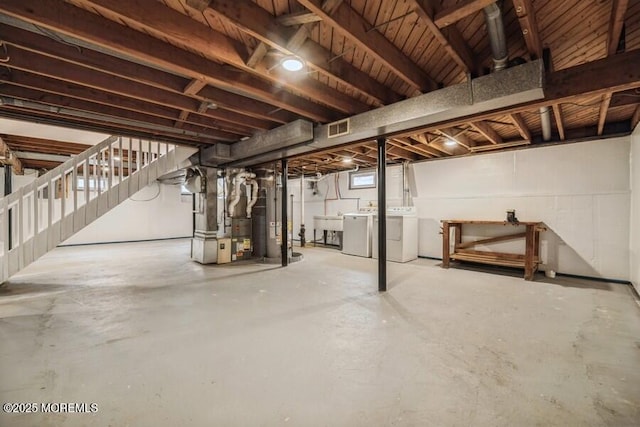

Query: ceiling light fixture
281;55;304;72
343;157;353;163
444;139;457;147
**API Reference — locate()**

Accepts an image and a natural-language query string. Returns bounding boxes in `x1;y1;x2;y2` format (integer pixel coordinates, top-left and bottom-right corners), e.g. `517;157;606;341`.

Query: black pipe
281;159;288;267
377;137;386;292
4;165;12;250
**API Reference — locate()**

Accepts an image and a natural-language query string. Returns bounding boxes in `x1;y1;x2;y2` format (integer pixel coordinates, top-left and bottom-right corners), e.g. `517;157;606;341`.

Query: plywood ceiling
0;0;638;175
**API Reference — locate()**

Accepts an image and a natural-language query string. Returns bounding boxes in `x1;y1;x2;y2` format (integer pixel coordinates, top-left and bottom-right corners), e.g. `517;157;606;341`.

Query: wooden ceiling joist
513;0;543;60
437;127;475;149
0;24;298;125
73;0;365;115
3;46;269;133
276;11;322;26
0;0;337;122
469;121;502;144
597;93;613;135
0;69;247;139
183;79;208;96
0;83;240;142
552;105;566;141
202;0;401;106
508;113;532;141
411;0;476;73
434;0;497;28
296;0;439;93
607;0;630;55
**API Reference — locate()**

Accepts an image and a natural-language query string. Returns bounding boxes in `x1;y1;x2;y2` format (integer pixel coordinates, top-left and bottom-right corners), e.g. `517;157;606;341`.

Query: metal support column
281;159;288;267
377;138;386;292
4;165;12;250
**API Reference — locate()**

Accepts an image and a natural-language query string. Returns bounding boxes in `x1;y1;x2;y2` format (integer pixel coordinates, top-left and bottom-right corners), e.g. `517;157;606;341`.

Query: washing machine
372;207;418;262
342;213;373;257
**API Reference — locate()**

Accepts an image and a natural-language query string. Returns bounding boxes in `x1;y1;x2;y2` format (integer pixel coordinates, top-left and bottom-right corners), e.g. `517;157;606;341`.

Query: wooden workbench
441;220;545;281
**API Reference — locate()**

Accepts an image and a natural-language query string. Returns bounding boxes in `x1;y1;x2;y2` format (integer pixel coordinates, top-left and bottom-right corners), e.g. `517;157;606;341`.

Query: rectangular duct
203;60;544;168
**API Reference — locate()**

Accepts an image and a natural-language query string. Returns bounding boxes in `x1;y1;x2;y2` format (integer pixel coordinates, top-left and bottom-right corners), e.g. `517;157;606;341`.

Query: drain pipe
228;171;249;217
484;3;508;71
246;178;259;218
299;173;306;247
539;106;552;141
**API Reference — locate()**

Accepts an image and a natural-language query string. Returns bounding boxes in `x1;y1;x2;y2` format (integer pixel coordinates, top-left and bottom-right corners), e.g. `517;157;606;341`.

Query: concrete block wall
631;125;640;292
412;137;631;280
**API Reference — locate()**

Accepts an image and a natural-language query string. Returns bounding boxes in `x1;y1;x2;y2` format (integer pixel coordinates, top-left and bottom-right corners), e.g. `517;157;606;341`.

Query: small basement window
349;170;376;189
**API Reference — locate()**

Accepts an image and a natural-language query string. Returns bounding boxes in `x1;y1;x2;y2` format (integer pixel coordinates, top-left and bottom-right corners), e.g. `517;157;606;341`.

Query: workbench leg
454;224;462;249
442;222;450;268
524;224;535;280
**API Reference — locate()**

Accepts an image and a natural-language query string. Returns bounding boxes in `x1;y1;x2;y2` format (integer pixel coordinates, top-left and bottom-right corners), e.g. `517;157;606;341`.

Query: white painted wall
62;183;192;245
412;137;631;280
296;137;632;281
630;125;640;292
0;118;109;145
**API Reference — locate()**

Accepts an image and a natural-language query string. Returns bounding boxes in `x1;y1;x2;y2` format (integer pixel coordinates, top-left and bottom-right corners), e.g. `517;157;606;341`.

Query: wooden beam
4;46;272;132
509;113;531;141
277;11;322;26
79;0;362;115
411;134;450;156
0;25;297;125
183;79;207;95
246;42;269;68
469;121;502;144
0;80;243;141
388;138;434;158
411;0;476;73
513;0;543;60
204;0;400;106
185;0;212;12
551;104;565;141
175;110;190;128
597;93;613;136
632;105;640;130
0;0;337;122
437;127;475;149
434;0;496;28
391;50;640;137
0;107;219;145
607;0;630;55
0;136;23;174
0;68;248;137
297;0;438;92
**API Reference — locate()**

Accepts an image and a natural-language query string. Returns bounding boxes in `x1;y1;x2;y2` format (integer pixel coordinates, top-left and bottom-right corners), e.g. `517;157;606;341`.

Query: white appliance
342;213;373;257
372;207;418;262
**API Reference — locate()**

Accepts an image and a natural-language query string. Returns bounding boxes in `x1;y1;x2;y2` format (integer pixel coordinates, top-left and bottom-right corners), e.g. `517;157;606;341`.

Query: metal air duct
484;3;509;71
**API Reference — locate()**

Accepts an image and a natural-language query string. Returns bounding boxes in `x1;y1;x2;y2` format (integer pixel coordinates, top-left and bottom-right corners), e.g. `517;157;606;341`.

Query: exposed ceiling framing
0;0;637;176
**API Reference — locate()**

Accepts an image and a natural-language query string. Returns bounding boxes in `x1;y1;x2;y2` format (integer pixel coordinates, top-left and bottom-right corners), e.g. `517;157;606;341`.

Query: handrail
0;135;177;282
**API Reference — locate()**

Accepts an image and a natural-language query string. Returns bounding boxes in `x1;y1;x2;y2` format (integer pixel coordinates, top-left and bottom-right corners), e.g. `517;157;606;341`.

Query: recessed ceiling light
444;139;457;146
281;56;304;72
343;157;353;163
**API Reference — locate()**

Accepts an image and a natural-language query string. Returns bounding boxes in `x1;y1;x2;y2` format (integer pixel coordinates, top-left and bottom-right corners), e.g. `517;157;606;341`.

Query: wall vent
327;118;350;138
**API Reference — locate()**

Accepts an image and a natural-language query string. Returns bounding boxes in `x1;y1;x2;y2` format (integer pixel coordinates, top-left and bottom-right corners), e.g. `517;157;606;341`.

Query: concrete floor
0;239;639;427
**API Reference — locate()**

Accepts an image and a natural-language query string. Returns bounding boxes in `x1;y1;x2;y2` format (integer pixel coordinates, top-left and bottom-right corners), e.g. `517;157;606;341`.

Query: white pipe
540;106;552;141
246;179;259;218
484;3;508;71
228;171;248;216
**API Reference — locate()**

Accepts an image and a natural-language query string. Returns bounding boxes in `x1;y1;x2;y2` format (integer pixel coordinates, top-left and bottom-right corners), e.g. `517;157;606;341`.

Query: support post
377;137;386;292
4;165;12;250
281;159;288;267
191;167;219;264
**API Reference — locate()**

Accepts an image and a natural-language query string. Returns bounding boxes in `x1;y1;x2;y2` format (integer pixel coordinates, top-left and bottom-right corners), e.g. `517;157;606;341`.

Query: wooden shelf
441;220;544;280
